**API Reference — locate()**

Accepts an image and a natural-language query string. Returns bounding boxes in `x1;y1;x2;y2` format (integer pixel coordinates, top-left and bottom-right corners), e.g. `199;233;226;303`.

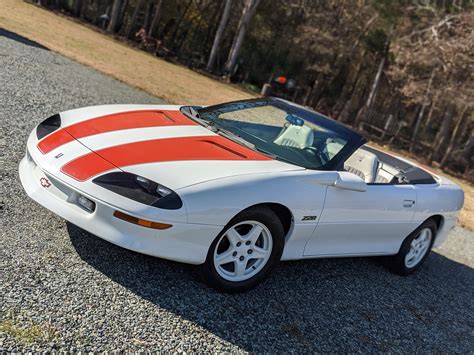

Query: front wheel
199;207;285;293
384;219;437;275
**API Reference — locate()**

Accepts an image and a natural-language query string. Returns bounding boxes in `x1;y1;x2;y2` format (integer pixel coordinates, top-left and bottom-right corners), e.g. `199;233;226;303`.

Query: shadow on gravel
68;223;474;352
0;28;49;50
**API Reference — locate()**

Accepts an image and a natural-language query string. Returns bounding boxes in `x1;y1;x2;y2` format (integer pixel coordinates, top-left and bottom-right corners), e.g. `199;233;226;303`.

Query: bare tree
224;0;261;76
207;0;232;72
462;132;474;176
126;0;143;38
430;104;456;163
107;0;124;33
148;0;164;37
410;71;434;152
73;0;83;17
355;27;393;130
143;1;154;34
440;106;469;167
118;0;129;31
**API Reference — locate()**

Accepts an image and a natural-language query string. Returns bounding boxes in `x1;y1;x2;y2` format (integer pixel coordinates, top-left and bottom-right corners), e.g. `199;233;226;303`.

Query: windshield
182;98;365;170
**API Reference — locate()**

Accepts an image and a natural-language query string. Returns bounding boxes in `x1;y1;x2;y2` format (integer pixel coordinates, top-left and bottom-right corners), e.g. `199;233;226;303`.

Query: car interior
343;146;436;185
186;104;437;185
273;124;314;149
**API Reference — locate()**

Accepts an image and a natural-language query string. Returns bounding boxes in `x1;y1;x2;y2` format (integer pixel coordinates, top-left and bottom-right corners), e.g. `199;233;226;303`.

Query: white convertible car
20;98;464;292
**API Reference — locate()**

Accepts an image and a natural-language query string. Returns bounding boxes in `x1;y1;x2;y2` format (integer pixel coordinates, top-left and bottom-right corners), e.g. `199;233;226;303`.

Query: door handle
403;200;415;207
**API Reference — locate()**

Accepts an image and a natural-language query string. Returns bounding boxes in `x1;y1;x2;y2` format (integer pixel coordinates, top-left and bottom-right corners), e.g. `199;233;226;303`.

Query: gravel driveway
1;30;473;352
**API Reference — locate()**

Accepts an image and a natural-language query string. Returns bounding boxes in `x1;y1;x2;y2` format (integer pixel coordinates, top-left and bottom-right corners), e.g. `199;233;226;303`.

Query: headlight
93;172;182;210
135;175;172;197
36;113;61;140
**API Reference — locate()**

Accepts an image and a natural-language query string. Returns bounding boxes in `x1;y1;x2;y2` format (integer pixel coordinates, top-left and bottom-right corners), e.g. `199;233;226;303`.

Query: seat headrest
274;124;314;149
344;149;379;183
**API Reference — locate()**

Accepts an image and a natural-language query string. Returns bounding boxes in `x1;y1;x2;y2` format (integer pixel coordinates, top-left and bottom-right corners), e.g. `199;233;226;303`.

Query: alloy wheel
213;220;273;282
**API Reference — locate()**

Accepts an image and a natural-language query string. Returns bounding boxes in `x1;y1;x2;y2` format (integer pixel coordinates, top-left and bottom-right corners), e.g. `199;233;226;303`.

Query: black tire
384;219;437;276
199;206;285;293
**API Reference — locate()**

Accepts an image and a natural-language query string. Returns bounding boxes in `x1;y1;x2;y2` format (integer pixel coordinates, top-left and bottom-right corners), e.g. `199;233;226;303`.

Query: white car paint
19;104;465;265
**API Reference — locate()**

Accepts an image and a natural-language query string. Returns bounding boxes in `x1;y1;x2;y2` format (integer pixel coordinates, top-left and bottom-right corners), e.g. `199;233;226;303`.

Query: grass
0;0;254;105
0;310;57;344
0;0;472;230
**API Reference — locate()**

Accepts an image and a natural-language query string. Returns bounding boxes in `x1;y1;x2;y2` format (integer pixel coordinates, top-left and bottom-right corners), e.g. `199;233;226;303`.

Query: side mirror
333;172;367;192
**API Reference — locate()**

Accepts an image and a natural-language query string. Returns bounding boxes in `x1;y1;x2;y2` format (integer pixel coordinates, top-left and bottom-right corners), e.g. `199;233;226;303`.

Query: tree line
35;0;473;181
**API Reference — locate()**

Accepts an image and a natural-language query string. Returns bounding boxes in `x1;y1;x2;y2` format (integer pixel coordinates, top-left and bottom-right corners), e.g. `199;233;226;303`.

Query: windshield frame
181;98;367;171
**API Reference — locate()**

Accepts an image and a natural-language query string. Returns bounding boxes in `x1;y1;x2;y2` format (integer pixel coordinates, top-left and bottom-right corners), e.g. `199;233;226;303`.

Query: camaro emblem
40;177;51;188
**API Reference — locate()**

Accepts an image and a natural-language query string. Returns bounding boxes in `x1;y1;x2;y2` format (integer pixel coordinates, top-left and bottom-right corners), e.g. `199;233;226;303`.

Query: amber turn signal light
113;210;172;230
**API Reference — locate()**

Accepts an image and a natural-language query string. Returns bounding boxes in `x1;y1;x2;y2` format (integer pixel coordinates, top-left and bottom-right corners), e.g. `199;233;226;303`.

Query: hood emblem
40;177;51;188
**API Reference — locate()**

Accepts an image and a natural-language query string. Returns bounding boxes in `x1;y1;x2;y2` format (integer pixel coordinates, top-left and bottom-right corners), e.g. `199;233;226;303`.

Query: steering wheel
304;147;328;165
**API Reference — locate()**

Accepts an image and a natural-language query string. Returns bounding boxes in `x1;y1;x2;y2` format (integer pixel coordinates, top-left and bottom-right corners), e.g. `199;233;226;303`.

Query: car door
303;183;419;256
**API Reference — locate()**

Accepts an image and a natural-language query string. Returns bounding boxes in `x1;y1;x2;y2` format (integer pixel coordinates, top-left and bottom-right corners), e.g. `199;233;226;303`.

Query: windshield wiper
211;125;253;147
256;148;297;164
213;127;283;160
181;106;213;127
189;106;200;118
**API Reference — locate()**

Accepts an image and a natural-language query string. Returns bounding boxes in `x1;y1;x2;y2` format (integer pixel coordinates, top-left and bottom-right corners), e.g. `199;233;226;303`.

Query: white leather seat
274;125;314;149
324;138;345;159
344;149;379;183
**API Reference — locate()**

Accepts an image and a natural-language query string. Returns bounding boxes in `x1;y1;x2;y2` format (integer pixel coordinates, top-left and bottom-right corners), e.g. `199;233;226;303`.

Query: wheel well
241;203;293;237
428;214;444;231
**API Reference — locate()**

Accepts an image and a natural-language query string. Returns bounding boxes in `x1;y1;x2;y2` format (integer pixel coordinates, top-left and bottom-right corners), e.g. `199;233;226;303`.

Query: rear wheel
384;219;437;275
199;207;284;293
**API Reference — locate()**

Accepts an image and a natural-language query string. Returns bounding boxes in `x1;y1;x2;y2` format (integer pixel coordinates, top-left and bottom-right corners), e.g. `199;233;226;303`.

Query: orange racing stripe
61;135;272;181
37;110;197;154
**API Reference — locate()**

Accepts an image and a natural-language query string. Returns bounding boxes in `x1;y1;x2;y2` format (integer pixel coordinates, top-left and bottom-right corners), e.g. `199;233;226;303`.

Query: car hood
34;105;302;190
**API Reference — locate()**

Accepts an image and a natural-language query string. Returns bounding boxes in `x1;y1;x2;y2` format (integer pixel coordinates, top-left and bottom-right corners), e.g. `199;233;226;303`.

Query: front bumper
19;156;222;264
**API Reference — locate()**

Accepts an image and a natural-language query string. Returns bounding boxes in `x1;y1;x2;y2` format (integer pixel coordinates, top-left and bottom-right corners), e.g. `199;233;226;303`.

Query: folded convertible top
363;146;436;185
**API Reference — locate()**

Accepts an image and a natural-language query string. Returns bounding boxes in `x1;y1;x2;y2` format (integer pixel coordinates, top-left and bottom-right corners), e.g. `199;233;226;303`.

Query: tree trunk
302;85;313;106
169;0;193;49
354;27;392;130
126;0;143;38
420;94;438;137
224;0;261;75
339;71;371;125
206;0;232;72
107;0;123;33
203;2;223;49
143;1;154;34
381;114;393;140
95;1;108;26
440;105;469;167
430;104;455;163
409;104;426;152
73;0;83;16
355;55;386;130
117;0;128;31
410;71;434;152
462;132;474;177
333;52;365;119
148;0;163;37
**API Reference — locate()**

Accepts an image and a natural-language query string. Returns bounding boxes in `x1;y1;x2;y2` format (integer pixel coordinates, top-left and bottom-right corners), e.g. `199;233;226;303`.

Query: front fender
179;171;332;226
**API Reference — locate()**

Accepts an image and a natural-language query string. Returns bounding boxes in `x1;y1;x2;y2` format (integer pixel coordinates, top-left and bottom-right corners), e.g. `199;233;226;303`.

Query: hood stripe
61;135;271;181
37;110;196;154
